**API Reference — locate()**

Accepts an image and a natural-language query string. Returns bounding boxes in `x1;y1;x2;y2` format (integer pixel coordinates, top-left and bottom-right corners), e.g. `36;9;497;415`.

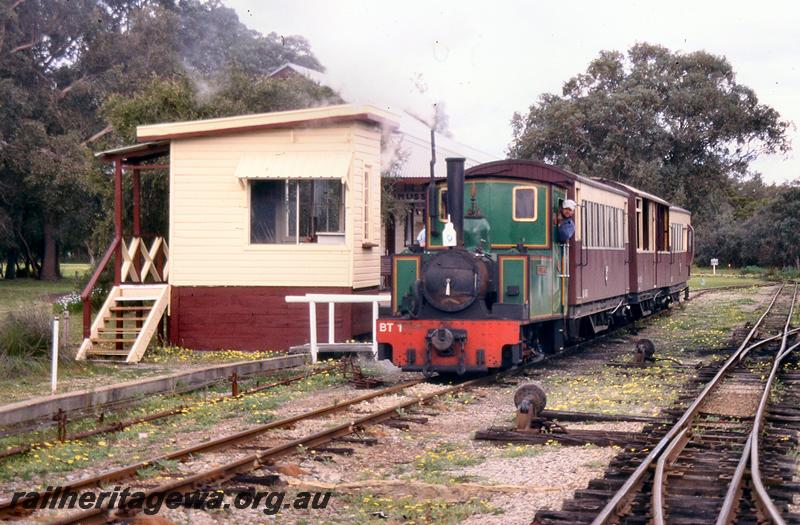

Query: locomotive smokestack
446;157;466;246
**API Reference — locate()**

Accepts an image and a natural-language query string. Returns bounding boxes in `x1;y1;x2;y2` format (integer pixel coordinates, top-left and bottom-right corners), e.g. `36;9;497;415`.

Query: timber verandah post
113;157;123;286
132;167;144;334
113;158;124;350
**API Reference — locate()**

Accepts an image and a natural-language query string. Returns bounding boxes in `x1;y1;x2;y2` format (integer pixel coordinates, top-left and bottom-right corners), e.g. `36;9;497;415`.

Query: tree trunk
4;249;17;279
85;240;96;267
40;219;58;281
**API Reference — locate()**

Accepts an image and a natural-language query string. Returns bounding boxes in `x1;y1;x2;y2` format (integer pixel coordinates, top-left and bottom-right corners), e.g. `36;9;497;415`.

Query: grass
499;442;555;458
540;291;760;416
390;442;486;485
330;493;500;525
142;346;282;365
689;265;774;290
0;263;91;378
689;274;769;290
0;278;79;316
542;363;688;416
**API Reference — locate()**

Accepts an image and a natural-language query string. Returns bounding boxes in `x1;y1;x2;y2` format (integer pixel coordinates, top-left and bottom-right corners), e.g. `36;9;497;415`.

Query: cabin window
512;186;538;221
250;179;344;244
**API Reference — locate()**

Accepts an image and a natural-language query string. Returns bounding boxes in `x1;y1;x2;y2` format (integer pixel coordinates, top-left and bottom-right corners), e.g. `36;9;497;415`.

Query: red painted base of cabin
168;286;376;351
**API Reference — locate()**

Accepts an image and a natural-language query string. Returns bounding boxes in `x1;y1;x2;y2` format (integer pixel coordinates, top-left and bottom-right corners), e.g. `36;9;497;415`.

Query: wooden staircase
76;284;170;363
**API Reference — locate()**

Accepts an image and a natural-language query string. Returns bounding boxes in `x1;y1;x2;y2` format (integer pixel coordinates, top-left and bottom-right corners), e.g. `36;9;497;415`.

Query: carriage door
553;187;568;315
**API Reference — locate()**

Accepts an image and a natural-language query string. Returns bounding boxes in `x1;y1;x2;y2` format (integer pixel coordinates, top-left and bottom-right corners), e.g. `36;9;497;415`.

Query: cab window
513;186;538;221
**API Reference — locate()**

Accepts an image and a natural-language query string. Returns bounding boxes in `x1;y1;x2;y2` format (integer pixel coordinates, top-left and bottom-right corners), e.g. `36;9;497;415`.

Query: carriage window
583;200;624;249
656;206;669;251
513;186;538;221
635;198;643;250
438;188;448;222
670;223;685;252
250;179;344;244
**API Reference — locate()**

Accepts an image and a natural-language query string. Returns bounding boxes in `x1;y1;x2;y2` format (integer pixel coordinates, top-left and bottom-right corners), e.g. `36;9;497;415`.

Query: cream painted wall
573;181;628;244
168;123;382;288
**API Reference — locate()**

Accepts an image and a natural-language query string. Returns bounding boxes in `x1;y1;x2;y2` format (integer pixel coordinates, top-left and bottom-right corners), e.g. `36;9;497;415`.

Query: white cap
563;199;577;210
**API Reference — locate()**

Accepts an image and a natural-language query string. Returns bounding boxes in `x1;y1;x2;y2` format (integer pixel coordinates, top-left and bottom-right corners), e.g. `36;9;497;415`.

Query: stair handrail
81;237;120;338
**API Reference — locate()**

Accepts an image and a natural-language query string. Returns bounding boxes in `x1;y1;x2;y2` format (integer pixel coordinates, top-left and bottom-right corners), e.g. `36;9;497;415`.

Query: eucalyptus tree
510;43;790;249
1;0;328;279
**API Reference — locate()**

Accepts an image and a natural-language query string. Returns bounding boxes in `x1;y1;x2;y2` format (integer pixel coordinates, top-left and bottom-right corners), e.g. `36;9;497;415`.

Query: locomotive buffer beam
424;327;468;376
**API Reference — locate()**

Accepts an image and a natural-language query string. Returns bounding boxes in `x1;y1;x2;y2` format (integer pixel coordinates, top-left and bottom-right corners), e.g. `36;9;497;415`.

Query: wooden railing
120;236;169;283
81;236;170;338
81;237;120;338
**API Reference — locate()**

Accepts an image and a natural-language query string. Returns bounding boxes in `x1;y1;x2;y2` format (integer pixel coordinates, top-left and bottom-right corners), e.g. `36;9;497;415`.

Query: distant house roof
269;62;329;85
268;62;498;179
136;104;398;142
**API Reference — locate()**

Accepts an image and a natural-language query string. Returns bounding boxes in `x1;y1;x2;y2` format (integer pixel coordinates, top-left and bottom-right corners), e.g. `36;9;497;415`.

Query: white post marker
51;315;59;395
328;302;335;343
711;258;719;276
308;302;317;364
372;300;380;358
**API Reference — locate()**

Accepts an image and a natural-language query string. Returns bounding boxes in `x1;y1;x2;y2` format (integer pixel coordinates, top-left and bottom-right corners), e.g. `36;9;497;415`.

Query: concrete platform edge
0;354;308;427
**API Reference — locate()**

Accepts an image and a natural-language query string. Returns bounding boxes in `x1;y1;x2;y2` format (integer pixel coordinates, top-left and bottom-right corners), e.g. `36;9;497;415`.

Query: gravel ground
699;381;764;417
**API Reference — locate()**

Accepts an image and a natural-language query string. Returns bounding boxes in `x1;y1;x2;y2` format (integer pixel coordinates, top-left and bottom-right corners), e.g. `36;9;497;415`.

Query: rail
285;293;391;363
717;283;798;524
591;284;786;525
80;238;119;338
0;378;427;519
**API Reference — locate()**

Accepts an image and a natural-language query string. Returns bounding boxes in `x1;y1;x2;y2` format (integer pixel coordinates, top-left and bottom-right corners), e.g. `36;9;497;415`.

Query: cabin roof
94;140;170;161
135;104;399;142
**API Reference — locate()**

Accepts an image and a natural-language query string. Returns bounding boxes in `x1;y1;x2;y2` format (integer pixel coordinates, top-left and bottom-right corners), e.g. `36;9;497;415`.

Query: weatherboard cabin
79;104;403;361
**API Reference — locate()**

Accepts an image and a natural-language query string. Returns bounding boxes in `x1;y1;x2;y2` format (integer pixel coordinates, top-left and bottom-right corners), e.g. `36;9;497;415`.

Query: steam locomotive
377;158;693;375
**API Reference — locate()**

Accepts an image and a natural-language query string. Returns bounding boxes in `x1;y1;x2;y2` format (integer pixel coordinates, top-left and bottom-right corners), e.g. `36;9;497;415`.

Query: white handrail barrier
285;293;391;363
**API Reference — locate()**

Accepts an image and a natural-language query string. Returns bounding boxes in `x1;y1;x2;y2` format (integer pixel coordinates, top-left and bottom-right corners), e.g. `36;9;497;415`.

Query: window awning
234;151;352;183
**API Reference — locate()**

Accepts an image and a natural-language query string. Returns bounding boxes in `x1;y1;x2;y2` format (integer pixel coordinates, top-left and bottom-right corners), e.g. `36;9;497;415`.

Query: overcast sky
228;0;798;184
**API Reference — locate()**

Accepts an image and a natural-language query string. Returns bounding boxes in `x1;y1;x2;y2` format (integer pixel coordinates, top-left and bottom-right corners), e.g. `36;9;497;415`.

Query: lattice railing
120;236;169;283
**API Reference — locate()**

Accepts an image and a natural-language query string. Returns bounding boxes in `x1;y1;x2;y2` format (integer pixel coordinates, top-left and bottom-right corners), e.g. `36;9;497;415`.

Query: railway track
535;282;800;525
1;366;521;524
0;281;743;461
0;283;779;523
0;364;339;461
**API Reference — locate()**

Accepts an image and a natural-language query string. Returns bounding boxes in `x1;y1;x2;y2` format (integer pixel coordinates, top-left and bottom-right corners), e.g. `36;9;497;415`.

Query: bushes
54;288;105;314
0;308;55;376
739;266;764;275
696;187;800;269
